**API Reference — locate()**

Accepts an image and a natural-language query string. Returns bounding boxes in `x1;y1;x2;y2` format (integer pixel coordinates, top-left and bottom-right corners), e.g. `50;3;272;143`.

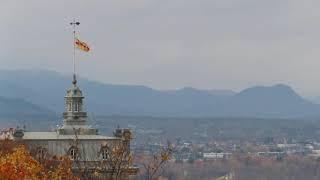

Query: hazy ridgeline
0;70;320;119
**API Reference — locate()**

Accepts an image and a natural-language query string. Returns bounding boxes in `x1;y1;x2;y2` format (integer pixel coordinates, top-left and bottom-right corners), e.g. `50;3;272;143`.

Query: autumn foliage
0;140;79;180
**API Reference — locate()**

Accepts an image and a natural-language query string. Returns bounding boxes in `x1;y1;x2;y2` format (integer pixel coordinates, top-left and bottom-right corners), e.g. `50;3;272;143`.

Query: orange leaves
0;144;79;180
161;151;171;161
0;145;42;180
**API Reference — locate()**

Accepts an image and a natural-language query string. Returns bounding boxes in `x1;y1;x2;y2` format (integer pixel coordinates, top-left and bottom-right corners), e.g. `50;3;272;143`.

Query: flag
75;38;90;52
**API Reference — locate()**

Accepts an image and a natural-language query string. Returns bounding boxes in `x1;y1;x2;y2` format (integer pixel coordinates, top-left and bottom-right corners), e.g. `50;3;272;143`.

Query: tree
0;141;79;180
138;141;174;180
97;142;134;180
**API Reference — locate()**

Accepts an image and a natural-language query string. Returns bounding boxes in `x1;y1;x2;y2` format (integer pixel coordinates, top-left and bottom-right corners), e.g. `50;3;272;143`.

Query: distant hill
308;96;320;105
216;84;320;118
0;69;319;118
0;96;55;118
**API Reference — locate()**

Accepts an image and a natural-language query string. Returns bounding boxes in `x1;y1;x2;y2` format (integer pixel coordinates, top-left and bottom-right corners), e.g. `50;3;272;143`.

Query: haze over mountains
0;69;319;119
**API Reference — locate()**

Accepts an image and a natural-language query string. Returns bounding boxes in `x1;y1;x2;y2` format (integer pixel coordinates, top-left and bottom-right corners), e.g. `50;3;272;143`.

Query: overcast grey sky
2;0;320;96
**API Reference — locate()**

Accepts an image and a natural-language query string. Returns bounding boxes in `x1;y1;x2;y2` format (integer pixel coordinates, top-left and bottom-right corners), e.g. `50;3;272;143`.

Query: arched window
68;146;78;160
68;101;72;111
76;102;79;112
72;102;76;112
100;146;109;160
102;149;108;160
36;146;47;160
79;101;83;111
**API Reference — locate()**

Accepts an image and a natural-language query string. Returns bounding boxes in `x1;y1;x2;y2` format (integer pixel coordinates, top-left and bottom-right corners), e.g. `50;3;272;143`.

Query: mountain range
0;69;319;119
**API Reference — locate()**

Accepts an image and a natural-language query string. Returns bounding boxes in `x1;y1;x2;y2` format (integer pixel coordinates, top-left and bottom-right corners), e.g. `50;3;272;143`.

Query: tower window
72;103;75;112
75;103;78;112
67;101;71;111
76;102;79;112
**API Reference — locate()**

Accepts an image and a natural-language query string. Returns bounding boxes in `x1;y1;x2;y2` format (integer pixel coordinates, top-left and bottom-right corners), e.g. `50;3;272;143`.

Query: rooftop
21;131;119;140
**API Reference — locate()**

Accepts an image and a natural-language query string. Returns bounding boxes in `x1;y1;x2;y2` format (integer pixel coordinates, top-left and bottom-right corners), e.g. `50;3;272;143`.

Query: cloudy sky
2;0;320;96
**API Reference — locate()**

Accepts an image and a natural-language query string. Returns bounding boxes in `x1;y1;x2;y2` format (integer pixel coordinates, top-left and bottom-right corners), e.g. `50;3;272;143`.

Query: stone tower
58;74;98;135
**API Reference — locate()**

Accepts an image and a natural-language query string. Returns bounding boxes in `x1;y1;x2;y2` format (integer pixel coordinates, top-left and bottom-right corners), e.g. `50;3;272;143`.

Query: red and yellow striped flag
75;38;90;52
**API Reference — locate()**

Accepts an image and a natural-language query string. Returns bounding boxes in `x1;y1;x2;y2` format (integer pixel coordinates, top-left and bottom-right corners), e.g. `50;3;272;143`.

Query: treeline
160;155;320;180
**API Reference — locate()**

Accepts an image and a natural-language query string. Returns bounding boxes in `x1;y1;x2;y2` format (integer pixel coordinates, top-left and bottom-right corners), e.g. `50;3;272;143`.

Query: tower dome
66;86;83;97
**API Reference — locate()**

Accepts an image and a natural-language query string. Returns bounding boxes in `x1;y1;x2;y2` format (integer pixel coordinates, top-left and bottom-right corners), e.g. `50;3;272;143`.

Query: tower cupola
58;74;98;135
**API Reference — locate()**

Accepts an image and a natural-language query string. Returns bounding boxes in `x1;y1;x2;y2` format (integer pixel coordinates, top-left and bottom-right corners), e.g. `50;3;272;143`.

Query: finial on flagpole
70;20;80;85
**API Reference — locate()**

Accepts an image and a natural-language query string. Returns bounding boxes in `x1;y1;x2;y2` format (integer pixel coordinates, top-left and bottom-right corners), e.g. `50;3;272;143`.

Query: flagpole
73;22;75;77
70;20;80;84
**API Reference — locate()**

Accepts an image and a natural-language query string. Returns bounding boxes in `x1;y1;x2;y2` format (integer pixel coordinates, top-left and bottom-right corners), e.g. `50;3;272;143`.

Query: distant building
0;128;15;140
8;75;138;178
277;143;312;155
203;152;232;160
256;151;285;159
309;150;320;158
